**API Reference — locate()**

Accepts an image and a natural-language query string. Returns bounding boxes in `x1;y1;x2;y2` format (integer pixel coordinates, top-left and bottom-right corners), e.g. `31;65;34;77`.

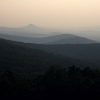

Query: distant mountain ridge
38;34;97;44
0;33;97;44
0;25;98;44
0;24;48;37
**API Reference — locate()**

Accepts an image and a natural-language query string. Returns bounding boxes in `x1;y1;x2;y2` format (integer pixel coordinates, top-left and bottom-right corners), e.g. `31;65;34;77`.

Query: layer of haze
0;0;100;30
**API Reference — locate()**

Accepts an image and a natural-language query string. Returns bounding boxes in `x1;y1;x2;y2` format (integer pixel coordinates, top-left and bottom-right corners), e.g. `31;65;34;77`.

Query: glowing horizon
0;0;100;30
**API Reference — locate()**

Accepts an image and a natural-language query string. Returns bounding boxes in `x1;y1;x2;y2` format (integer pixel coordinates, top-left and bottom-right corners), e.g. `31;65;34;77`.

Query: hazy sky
0;0;100;30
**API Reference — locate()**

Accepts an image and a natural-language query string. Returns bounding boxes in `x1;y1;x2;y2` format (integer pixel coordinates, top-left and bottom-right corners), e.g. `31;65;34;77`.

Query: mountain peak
26;24;38;28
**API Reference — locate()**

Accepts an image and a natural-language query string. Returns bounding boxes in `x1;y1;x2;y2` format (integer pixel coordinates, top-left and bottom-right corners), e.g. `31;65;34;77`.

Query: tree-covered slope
0;38;83;75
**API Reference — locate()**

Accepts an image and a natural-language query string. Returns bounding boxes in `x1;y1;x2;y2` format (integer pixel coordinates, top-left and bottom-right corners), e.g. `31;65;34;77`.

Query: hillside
40;34;96;44
29;44;100;65
0;24;47;37
0;38;85;75
0;38;100;97
0;33;97;44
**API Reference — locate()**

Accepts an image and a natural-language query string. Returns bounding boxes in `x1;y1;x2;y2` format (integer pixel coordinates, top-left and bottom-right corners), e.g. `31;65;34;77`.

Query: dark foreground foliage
0;65;100;99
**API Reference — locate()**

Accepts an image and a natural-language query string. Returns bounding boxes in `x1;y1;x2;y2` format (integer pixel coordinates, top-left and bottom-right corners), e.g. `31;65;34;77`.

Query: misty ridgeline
0;25;100;99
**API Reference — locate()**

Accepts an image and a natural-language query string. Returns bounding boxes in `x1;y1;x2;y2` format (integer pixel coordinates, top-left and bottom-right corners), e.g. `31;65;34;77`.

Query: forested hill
0;38;85;75
27;43;100;67
0;38;100;98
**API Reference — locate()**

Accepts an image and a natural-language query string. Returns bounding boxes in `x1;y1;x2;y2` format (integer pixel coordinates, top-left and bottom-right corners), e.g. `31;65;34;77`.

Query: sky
0;0;100;30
